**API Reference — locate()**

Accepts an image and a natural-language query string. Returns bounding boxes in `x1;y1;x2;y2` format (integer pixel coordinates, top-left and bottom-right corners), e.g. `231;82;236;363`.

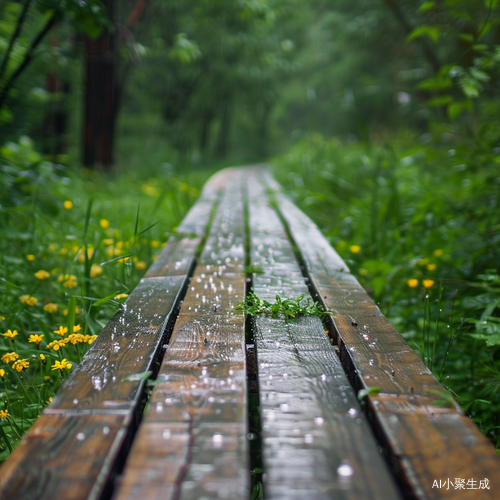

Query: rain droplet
280;403;289;412
314;417;324;426
103;426;110;435
348;408;358;418
212;433;224;447
76;432;85;441
337;461;354;479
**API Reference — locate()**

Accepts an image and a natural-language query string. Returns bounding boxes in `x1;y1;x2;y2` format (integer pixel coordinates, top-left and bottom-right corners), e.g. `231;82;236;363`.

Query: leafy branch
236;291;328;320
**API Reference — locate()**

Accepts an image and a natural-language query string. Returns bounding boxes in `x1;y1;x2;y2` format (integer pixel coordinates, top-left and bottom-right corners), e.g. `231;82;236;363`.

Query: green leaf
406;25;441;43
357;387;381;400
426;95;454;106
418;2;436;13
459;33;474;43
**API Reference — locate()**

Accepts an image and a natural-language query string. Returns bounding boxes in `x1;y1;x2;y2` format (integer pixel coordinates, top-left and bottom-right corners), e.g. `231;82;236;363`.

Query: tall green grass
272;133;500;452
0;136;215;462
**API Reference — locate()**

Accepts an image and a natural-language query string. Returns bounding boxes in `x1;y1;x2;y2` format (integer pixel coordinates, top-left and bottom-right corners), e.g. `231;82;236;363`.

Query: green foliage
272;131;500;450
237;291;328;320
0;136;211;463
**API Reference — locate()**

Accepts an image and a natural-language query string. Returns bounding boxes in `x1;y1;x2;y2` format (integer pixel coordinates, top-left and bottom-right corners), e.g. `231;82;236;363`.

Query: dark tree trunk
83;0;116;170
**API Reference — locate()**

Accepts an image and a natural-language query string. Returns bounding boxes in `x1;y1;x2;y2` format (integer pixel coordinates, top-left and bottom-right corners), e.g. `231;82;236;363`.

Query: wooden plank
46;276;187;413
246;172;402;500
0;414;128;500
269;169;500;498
115;169;249;500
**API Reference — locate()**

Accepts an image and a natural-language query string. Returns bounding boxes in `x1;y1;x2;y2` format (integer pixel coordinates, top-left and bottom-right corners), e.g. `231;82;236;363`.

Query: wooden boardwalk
0;166;498;499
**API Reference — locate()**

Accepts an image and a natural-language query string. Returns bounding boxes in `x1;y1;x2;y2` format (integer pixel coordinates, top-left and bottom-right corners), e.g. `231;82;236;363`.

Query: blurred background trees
2;0;500;170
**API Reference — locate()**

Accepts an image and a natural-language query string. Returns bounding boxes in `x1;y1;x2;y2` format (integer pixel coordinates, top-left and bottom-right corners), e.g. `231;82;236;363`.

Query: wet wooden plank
268;169;500;498
246;173;401;500
46;276;187;413
115;169;249;500
0;414;128;500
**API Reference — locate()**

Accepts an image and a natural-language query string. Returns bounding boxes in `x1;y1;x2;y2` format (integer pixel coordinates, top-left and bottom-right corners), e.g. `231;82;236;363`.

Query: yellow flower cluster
34;270;50;280
90;264;102;277
1;352;19;364
58;274;78;289
47;334;97;351
44;303;58;313
0;409;8;419
12;358;29;372
20;295;38;306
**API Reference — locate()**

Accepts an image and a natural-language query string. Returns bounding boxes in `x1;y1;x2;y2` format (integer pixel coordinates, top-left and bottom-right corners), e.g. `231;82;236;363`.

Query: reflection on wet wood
247;173;401;499
47;276;186;413
0;414;127;500
115;170;249;500
273;170;500;498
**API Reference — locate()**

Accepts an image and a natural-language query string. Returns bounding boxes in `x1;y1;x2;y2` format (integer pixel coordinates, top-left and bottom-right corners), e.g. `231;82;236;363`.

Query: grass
0;135;215;462
272;132;500;452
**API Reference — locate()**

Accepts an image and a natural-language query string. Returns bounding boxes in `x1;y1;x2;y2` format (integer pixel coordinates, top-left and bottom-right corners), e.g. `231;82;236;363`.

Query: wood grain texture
46;276;187;413
115;169;249;500
269;168;500;498
0;414;128;500
247;172;401;500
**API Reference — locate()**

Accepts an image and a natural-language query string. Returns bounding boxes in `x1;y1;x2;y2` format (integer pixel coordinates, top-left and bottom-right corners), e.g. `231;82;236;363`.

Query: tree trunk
83;0;116;170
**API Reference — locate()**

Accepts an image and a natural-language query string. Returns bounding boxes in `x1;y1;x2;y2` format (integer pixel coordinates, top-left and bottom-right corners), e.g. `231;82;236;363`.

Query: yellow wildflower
151;240;159;248
40;354;46;364
73;324;81;333
0;315;4;321
2;329;18;340
90;264;102;277
34;270;50;280
135;261;146;271
407;279;419;288
359;269;368;275
99;219;110;228
87;335;97;345
103;238;114;246
26;254;35;261
116;241;124;249
115;293;129;300
44;303;58;313
53;326;68;337
12;359;29;372
427;264;436;271
0;409;8;419
66;333;85;345
63;200;73;209
28;334;44;345
1;352;19;364
64;276;77;288
47;340;65;351
423;279;435;288
349;245;361;253
434;249;443;257
52;358;72;371
48;244;57;252
20;295;38;306
0;368;4;378
417;258;428;266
